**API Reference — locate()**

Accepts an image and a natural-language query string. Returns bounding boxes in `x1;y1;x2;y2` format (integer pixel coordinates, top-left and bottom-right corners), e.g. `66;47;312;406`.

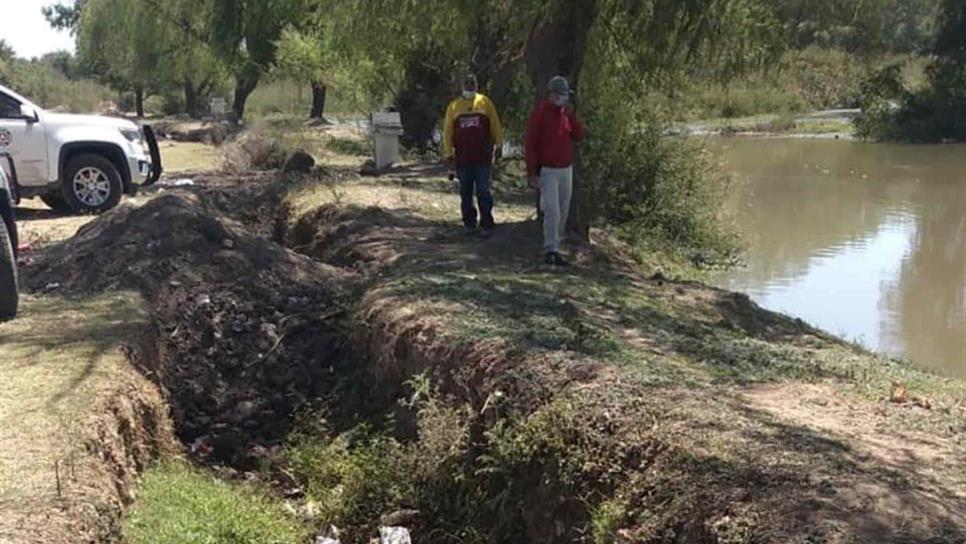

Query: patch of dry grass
0;293;170;544
159;141;225;173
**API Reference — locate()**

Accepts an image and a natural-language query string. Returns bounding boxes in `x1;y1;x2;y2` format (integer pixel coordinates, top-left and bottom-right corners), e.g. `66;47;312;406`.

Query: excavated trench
26;183;358;470
24;175;619;542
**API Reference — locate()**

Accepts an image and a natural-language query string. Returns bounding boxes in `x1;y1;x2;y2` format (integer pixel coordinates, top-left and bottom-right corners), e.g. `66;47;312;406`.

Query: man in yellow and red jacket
526;76;585;267
443;74;503;236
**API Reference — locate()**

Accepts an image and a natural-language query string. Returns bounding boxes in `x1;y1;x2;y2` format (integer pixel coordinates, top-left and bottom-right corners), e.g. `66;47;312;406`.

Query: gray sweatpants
539;166;573;253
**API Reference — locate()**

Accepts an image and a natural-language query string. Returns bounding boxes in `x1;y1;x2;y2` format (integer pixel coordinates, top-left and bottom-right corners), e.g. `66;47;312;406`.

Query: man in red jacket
525;76;585;267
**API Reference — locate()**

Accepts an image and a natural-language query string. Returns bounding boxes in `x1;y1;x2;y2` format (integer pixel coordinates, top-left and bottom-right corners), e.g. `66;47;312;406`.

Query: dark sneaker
464;225;478;236
480;228;494;239
544;252;571;267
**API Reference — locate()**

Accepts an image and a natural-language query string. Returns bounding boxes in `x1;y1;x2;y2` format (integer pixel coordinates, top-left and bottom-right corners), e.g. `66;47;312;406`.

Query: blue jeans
457;165;494;229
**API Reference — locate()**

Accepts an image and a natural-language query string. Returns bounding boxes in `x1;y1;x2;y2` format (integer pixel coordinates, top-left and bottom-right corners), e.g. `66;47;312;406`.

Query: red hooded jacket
525;98;586;177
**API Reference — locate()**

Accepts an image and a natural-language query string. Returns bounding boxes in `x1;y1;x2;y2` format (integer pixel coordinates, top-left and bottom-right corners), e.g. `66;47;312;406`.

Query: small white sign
210;98;227;117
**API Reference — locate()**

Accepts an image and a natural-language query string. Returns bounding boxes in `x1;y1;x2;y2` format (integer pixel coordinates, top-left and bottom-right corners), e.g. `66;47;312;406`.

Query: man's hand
444;156;456;170
493;146;503;162
528;175;540;189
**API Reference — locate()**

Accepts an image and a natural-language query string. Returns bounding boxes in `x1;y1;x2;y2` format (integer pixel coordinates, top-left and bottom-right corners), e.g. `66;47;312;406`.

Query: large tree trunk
395;48;453;152
134;87;145;118
232;75;259;121
184;79;199;117
310;82;327;119
523;0;598;241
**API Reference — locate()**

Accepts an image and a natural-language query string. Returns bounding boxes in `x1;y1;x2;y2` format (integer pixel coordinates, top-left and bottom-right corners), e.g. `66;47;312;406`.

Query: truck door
0;91;48;185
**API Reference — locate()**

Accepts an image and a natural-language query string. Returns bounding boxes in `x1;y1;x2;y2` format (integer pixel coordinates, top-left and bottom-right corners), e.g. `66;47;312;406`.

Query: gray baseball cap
548;76;571;95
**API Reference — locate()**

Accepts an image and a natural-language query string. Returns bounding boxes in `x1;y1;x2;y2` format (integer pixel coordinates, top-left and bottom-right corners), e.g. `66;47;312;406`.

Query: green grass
122;461;307;544
324;136;372;157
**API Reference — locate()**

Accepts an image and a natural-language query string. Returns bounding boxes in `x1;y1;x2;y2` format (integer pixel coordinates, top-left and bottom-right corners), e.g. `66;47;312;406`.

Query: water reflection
710;138;966;378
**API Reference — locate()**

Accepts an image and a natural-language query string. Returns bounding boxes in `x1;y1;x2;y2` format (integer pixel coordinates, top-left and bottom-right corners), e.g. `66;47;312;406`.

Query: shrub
122;461;306;544
0;59;114;113
580;73;742;268
783;47;866;109
854;58;966;142
222;132;289;172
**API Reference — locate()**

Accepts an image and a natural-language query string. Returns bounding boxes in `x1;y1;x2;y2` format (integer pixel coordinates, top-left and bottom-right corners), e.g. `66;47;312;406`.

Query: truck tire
40;192;74;213
61;154;123;214
0;219;18;321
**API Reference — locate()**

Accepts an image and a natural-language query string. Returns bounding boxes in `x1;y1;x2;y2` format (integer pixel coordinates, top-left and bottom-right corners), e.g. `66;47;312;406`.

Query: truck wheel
40;192;73;213
61;154;123;214
0;219;18;321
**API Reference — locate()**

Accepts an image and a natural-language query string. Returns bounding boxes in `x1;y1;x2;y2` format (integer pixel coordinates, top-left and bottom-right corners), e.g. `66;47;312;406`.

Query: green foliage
324;137;372;157
782;47;867;108
0;57;114;113
855;0;966;141
0;40;14;62
771;0;940;53
77;0;230;114
284;387;475;542
287;429;410;537
122;461;307;544
578;29;743;268
43;1;88;32
590;498;628;544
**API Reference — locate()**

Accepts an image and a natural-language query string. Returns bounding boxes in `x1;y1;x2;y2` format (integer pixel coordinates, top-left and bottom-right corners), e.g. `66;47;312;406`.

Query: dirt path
744;383;966;539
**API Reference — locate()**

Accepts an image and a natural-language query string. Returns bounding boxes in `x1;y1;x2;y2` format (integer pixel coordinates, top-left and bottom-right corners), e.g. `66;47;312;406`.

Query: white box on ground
210;98;227;118
379;526;411;544
372;112;403;171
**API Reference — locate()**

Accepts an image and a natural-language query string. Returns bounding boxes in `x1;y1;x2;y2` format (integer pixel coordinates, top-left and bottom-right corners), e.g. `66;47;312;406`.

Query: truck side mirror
19;104;38;124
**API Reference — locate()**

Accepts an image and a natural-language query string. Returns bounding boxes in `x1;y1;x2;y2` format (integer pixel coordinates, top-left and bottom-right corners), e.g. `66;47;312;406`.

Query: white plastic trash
372;112;403;171
379;526;412;544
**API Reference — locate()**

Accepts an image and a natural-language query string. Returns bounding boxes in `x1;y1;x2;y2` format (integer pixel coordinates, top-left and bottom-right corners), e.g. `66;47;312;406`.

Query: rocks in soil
283;150;316;174
26;189;353;468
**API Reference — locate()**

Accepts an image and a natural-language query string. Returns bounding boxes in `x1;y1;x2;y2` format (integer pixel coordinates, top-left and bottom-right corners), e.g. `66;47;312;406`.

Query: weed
590;498;628;544
122;461;307;544
325;136;372;157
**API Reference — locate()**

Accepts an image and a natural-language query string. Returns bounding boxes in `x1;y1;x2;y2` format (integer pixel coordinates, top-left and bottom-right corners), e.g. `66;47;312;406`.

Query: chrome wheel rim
72;167;111;207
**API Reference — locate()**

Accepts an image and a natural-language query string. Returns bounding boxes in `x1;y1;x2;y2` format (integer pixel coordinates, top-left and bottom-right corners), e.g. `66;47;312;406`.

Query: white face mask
462;90;476;100
552;94;569;107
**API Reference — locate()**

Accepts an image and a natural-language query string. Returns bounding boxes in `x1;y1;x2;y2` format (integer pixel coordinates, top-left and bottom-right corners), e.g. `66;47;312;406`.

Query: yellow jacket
442;93;503;160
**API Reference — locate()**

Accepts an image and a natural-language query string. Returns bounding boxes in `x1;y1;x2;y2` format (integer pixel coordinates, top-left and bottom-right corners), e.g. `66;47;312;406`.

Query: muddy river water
710;137;965;378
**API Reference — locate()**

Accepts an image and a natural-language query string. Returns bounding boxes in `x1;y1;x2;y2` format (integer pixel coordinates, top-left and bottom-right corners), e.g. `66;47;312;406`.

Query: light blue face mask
552;94;569;107
462;90;476;100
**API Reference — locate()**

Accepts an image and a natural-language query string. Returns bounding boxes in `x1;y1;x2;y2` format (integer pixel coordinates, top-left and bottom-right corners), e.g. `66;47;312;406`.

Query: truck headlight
121;128;143;143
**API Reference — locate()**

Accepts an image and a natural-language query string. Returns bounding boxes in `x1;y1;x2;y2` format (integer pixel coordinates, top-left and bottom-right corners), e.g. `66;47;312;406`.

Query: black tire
61;153;123;214
0;219;18;321
40;191;73;213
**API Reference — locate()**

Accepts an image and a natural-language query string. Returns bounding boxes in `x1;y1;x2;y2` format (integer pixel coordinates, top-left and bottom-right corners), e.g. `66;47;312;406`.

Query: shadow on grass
287;199;850;386
0;293;147;407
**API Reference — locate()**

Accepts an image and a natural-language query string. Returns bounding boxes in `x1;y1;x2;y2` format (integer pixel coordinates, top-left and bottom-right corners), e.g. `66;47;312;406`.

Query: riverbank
5;126;964;543
681;109;858;139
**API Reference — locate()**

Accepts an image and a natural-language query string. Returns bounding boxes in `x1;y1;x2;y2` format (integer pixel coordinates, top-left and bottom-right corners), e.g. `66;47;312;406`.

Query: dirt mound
27;191;354;468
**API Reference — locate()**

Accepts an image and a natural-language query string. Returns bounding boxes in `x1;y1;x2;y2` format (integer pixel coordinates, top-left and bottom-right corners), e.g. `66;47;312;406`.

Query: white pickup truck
0;83;162;213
